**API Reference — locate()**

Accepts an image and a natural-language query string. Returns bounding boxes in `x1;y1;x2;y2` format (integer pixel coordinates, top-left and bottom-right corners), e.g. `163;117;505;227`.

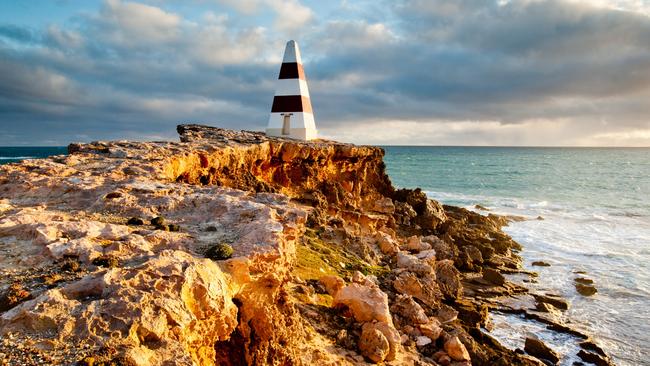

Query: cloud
97;0;182;47
0;0;649;145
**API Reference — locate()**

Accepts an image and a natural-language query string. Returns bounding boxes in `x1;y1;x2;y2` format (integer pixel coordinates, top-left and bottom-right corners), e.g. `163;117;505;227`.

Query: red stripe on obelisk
278;62;306;80
271;95;313;113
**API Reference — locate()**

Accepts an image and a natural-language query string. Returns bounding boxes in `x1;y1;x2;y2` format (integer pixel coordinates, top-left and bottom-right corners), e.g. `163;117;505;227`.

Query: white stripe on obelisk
273;79;310;98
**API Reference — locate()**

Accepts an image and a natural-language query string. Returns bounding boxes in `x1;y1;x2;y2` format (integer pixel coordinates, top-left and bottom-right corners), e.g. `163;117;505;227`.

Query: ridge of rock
0;125;566;365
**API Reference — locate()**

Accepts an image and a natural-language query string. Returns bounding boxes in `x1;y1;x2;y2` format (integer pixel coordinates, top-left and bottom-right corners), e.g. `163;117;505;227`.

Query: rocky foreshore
0;125;613;366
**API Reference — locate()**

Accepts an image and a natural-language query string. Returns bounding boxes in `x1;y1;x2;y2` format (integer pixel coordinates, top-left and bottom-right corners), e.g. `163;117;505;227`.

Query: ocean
1;146;648;364
383;146;650;366
0;147;68;165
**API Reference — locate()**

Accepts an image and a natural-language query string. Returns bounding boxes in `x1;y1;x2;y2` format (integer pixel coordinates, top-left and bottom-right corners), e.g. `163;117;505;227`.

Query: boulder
533;294;569;310
524;337;559;364
482;268;506;286
393;271;443;309
396;252;433;274
574;277;594;285
532;261;551;267
419;319;443;341
575;283;597;296
358;323;390;363
463;245;483;264
415;336;432;347
319;275;345;296
372;197;395;214
393;189;447;230
577;350;612;366
375;232;399;256
435;260;463;300
404;236;432;252
390;295;428;324
333;283;391;324
370;321;401;361
415;249;436;260
444;336;470;361
424;236;457;261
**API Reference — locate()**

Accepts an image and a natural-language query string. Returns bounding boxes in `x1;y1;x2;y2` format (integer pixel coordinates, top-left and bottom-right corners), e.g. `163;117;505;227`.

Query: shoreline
0;125;614;365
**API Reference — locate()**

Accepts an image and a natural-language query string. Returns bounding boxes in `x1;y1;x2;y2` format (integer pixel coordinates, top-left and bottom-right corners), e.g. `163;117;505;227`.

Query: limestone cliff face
0;125;537;366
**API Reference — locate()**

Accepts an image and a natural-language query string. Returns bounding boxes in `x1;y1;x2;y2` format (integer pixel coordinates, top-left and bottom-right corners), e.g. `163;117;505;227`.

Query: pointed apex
282;40;302;64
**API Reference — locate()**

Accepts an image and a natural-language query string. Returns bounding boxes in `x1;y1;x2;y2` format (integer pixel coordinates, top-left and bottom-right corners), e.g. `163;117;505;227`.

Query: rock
532;261;551;267
537;216;545;220
393;188;447;230
358;324;390;363
352;271;366;284
436;304;459;323
455;298;488;328
105;192;122;199
393;271;443;309
404;236;432;252
579;341;607;357
0;283;32;312
535;301;554;313
333;283;391;324
575;283;597;296
396;252;433;274
319;275;345;296
444;336;470;361
577;350;612;366
126;217;144;226
167;223;180;232
419;319;443;341
205;243;234;260
370;321;401;361
474;205;489;211
424;236;456;261
150;217;165;226
375;232;399;256
524;337;560;364
438;354;452;366
390;295;429;324
463;245;483;264
435;260;463;300
415;249;436;260
91;255;118;268
482;268;506;286
415;336;432;347
61;258;81;272
533;294;569;310
574;277;594;285
372;197;395;214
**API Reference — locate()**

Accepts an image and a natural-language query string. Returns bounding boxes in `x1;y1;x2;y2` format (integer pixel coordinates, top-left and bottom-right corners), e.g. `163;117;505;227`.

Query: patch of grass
293;228;389;282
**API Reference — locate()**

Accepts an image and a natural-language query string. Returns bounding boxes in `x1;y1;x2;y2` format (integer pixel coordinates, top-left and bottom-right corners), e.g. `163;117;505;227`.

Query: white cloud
100;0;181;46
320;118;627;146
266;0;314;32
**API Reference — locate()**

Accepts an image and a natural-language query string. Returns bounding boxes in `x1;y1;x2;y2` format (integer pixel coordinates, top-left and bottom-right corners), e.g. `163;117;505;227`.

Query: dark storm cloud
0;0;649;145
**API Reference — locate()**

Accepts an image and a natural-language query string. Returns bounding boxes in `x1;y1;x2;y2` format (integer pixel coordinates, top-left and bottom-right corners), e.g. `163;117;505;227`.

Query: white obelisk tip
282;40;302;64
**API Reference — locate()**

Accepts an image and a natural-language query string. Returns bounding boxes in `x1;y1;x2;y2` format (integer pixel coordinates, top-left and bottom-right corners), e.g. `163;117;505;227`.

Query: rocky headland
0;125;612;366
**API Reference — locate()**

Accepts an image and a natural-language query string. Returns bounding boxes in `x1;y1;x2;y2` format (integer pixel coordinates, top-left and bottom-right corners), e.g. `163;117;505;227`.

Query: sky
0;0;649;146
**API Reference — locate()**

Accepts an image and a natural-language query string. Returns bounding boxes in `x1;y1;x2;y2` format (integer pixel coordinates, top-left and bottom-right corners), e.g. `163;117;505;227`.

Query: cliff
0;125;608;366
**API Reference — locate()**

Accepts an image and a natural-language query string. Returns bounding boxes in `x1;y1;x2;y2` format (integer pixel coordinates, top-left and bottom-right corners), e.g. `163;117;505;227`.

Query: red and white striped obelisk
266;40;317;140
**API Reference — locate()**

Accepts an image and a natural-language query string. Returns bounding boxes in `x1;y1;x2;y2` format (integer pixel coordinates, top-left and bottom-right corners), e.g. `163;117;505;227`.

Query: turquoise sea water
383;146;650;366
0;147;67;164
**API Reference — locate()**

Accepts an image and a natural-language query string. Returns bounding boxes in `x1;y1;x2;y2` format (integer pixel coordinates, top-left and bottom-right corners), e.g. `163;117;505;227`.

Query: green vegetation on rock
294;228;388;282
206;243;234;260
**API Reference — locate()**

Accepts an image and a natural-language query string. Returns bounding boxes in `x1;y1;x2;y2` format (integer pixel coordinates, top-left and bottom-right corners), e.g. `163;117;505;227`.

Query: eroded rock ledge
0;125;609;366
